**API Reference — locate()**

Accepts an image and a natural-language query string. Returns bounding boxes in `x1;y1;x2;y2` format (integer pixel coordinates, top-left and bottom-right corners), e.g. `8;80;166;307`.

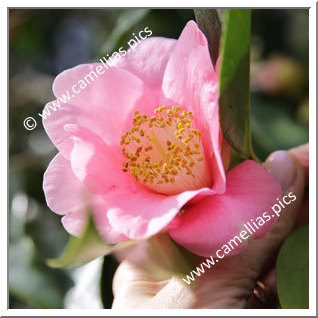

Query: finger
262;150;305;240
112;260;164;308
288;143;309;185
148;276;194;308
248;268;278;308
239;150;305;272
112;260;194;309
294;195;309;229
261;267;277;299
288;143;309;228
191;151;305;309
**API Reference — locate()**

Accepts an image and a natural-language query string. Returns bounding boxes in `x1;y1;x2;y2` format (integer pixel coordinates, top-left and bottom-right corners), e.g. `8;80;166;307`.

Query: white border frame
3;1;316;316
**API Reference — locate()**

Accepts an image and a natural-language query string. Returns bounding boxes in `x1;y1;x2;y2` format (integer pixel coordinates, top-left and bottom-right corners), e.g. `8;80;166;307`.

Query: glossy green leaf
194;9;223;67
277;225;309;309
219;9;257;161
47;215;134;268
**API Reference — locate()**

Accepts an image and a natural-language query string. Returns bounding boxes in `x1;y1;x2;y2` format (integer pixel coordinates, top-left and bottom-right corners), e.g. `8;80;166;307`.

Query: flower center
120;106;211;195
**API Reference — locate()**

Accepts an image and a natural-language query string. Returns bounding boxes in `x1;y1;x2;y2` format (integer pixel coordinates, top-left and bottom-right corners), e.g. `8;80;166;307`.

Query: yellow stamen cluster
120;106;204;186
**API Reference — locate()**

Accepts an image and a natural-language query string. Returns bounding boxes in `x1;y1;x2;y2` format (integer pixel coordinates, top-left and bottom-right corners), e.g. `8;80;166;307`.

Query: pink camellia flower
43;21;281;257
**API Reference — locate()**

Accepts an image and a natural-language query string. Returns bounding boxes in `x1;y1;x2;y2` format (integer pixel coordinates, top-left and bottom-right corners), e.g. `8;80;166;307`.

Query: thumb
239;150;305;271
112;260;161;308
112;260;194;309
263;150;305;242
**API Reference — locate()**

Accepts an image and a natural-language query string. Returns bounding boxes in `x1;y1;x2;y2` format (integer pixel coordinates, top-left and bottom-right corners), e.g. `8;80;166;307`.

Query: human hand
112;145;308;309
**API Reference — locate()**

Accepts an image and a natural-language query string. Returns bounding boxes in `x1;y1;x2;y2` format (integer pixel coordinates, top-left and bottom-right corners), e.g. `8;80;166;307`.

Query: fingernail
264;151;297;192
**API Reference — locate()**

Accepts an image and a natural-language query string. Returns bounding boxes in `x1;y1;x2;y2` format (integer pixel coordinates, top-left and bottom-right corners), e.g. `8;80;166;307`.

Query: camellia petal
169;160;282;256
117;37;176;88
43;150;126;242
43;20;283;258
162;21;226;194
65;124;217;239
61;210;87;237
107;187;214;239
90;198;128;244
67;124;131;195
43;65;147;158
43;153;88;215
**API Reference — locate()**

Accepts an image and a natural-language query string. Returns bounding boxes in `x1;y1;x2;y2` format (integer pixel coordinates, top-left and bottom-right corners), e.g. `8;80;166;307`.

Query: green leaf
219;9;257;161
194;9;223;67
276;225;309;309
47;214;134;268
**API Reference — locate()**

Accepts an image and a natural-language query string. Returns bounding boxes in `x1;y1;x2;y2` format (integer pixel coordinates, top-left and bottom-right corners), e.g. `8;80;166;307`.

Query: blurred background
9;9;309;309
